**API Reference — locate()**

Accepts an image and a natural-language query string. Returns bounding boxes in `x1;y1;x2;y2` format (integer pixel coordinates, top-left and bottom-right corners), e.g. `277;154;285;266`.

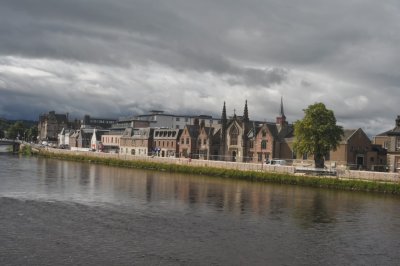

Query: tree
26;126;38;142
293;102;344;168
6;121;26;140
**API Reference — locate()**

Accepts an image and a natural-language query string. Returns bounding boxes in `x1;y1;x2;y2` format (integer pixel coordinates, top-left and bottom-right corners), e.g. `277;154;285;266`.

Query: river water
1;154;400;265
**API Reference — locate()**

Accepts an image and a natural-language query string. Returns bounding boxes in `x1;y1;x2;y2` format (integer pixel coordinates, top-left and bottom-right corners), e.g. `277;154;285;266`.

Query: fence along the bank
44;148;400;183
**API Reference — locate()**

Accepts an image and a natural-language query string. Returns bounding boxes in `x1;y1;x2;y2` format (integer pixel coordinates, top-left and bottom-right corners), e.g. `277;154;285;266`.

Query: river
0;154;399;265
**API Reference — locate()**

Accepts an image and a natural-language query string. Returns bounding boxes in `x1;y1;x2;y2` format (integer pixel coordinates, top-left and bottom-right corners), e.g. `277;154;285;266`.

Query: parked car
266;159;287;166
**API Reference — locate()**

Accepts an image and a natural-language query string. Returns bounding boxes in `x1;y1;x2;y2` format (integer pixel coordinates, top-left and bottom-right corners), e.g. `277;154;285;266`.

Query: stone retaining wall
42;148;400;183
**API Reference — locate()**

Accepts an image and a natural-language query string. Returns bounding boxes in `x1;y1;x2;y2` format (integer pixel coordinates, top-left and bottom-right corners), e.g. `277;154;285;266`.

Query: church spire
220;101;228;160
276;96;287;127
221;101;227;127
279;96;286;119
243;100;249;122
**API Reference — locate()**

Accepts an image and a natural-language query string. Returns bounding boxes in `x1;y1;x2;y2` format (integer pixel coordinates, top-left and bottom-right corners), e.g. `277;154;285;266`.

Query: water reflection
26;157;398;225
2;155;400;226
2;155;400;265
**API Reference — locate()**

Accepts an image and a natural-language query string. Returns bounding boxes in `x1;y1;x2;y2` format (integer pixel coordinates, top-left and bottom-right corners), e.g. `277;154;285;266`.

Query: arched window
261;140;267;149
230;126;238;145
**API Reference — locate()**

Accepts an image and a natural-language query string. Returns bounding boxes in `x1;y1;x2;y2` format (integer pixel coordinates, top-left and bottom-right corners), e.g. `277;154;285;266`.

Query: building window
176;117;180;121
185;118;189;122
302;153;308;160
261;140;267;149
181;138;184;144
203;139;207;145
186;138;189;144
230;126;238;145
262;130;267;137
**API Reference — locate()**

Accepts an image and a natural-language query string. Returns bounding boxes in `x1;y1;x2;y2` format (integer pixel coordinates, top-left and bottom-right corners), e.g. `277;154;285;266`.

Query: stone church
212;99;294;163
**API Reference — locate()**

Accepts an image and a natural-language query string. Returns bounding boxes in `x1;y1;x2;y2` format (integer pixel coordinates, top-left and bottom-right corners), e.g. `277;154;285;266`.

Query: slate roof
340;129;358;144
376;116;400;136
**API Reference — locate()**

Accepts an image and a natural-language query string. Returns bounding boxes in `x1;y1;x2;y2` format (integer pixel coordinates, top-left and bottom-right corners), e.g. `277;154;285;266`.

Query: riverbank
37;148;400;195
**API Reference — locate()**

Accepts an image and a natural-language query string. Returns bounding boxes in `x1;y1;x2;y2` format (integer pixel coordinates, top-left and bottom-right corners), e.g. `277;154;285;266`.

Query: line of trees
0;120;38;141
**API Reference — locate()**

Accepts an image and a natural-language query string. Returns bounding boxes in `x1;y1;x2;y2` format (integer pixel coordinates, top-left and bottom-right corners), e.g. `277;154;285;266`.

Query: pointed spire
222;101;227;126
279;96;286;119
243;100;249;122
276;96;287;127
221;101;228;135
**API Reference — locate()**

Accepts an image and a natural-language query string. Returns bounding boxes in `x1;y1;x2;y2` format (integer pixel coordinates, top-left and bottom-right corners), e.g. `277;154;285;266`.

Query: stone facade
153;128;182;157
373;116;400;172
101;133;121;153
329;128;386;170
215;99;294;163
38;111;68;142
119;128;154;156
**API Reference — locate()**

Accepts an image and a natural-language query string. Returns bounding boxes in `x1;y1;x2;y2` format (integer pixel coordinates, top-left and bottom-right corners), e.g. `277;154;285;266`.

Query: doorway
356;155;364;169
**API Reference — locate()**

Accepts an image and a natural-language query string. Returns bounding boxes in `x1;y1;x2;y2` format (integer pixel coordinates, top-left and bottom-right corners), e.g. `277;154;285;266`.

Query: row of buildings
37;100;400;172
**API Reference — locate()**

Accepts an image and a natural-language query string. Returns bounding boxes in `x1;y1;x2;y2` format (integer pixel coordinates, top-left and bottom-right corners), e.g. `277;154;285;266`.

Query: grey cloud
0;0;400;136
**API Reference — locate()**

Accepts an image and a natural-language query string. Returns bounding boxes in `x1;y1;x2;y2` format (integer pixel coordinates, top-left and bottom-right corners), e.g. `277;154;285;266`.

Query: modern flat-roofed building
134;110;220;129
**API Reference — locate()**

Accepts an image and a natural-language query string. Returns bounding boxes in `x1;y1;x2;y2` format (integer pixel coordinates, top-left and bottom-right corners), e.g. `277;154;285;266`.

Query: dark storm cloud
0;0;399;135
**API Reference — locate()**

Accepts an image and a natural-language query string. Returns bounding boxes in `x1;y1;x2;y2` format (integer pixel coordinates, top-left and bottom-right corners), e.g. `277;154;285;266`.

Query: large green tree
293;103;344;168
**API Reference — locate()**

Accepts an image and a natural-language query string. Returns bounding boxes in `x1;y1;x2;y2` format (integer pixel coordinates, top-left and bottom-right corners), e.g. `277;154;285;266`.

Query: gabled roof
199;126;214;136
340;128;371;144
185;125;200;138
247;122;293;141
341;129;358;143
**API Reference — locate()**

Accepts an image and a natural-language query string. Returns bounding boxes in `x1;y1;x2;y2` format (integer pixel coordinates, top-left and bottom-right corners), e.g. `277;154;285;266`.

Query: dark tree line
1;120;38;141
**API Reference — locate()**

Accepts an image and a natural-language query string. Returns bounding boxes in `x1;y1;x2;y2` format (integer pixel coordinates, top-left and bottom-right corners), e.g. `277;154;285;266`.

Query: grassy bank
19;144;33;155
38;150;400;195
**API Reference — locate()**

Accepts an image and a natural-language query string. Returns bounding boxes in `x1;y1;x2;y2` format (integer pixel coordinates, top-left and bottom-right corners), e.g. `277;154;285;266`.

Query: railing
39;147;400;183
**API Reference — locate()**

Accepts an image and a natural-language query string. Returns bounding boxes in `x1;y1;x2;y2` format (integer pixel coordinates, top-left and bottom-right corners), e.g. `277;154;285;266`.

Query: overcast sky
1;0;399;136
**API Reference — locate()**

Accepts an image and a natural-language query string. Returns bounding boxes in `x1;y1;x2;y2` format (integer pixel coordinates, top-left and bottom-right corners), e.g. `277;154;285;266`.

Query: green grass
19;144;33;155
38;150;400;195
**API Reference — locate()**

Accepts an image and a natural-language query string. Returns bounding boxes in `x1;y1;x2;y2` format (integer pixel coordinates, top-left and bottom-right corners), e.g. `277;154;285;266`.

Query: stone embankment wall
43;148;400;183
